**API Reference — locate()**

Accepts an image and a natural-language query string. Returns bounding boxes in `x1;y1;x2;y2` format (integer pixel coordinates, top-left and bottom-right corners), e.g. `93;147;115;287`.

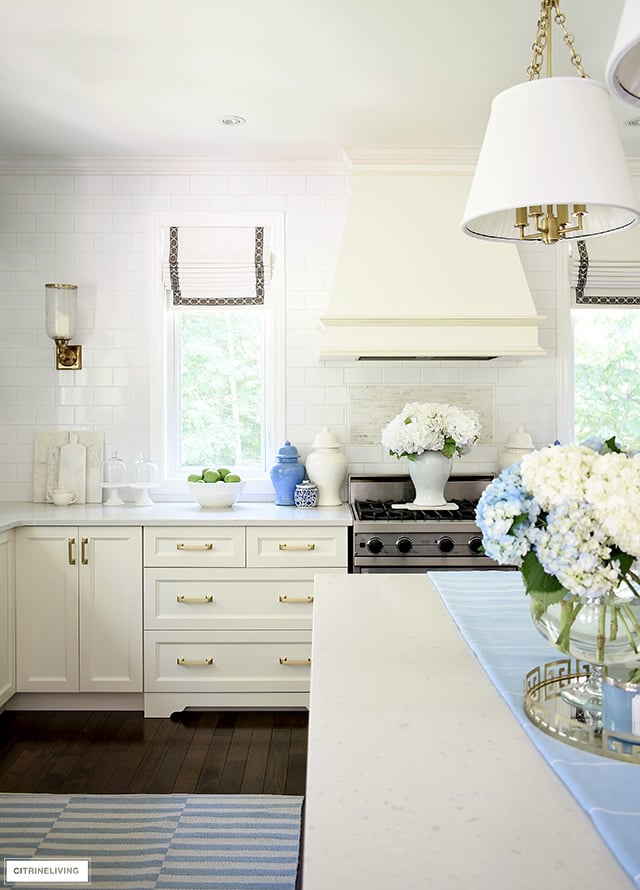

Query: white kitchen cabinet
143;524;347;717
16;526;142;693
0;530;15;708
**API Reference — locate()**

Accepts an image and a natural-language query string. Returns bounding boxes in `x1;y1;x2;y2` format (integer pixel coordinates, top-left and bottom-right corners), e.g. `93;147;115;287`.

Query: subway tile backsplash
0;164;560;501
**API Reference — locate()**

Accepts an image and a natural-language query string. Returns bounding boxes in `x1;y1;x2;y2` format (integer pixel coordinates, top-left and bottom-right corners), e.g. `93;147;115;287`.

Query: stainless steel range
349;473;500;573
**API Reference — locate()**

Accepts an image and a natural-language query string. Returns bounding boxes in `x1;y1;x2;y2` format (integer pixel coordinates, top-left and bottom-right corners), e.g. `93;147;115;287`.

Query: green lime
224;474;241;483
187;473;202;482
217;467;231;479
204;469;221;483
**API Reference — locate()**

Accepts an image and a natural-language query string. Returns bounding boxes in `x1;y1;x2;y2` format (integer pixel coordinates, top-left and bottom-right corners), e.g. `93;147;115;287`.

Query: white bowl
188;480;245;508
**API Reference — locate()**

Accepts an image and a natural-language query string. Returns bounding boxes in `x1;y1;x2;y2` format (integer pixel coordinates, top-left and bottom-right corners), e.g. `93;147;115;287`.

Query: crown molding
0;155;350;175
2;148;640;178
341;144;480;170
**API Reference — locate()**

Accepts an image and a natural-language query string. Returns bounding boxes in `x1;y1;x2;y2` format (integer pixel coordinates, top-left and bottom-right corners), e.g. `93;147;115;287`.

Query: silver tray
524;659;640;764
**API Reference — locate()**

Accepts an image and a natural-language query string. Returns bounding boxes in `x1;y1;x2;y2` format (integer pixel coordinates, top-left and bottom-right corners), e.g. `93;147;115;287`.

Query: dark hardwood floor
0;710;308;795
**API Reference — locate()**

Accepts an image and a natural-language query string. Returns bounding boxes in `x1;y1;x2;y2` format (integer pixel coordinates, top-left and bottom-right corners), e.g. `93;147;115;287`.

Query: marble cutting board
33;431;104;503
58;433;87;502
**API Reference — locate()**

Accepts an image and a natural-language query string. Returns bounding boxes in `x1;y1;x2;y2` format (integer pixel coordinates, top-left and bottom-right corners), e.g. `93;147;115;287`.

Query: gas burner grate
354;498;478;523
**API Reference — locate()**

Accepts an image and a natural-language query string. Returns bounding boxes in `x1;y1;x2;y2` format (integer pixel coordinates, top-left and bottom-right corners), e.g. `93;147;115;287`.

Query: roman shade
570;236;640;305
162;225;270;306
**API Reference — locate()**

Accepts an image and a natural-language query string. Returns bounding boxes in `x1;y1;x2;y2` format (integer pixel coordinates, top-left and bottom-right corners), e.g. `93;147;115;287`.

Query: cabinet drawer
246;526;347;568
144;527;245;567
144;567;324;630
144;630;311;692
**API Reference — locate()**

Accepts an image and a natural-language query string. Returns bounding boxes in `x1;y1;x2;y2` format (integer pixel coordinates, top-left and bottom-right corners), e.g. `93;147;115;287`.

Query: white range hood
320;165;545;361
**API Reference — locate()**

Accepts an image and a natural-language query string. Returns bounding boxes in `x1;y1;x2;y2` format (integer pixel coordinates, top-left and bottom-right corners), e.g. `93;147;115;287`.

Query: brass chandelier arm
515;204;587;245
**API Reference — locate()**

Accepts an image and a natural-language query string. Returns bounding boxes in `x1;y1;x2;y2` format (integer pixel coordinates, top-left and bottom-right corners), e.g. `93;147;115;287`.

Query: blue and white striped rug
0;793;303;889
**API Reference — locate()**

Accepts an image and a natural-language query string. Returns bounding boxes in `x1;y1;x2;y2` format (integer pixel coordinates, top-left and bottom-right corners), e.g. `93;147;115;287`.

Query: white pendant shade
606;0;640;105
462;77;640;242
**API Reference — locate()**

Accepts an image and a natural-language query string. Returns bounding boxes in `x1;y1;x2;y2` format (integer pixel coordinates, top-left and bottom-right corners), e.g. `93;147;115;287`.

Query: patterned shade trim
571;238;640;306
165;225;268;306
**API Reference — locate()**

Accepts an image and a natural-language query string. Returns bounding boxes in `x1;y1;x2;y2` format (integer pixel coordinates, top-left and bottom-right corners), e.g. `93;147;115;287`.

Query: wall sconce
45;283;82;370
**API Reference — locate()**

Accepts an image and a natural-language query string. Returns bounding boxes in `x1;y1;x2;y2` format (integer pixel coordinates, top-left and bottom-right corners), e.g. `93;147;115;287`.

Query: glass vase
530;592;640;718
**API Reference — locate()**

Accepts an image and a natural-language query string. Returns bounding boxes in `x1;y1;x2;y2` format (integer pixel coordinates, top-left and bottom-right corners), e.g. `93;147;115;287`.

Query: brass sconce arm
54;338;82;370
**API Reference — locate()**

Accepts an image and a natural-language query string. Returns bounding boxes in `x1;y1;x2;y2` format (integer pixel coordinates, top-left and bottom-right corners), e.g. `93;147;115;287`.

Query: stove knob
436;535;455;554
468;536;484;555
366;537;384;554
396;536;413;554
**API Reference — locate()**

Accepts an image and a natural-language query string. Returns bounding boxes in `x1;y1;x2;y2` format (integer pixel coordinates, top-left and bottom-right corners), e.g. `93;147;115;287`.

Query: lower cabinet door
144;630;312;693
0;531;15;707
79;527;142;692
16;527;79;692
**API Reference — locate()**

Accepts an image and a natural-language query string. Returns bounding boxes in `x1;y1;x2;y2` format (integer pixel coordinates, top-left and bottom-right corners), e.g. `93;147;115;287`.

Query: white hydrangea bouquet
475;437;640;664
381;402;480;460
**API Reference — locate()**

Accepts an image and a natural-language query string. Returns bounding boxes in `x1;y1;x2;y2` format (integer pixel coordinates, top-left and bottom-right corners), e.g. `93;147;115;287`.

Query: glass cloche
129;454;159;506
131;454;159;485
101;452;127;506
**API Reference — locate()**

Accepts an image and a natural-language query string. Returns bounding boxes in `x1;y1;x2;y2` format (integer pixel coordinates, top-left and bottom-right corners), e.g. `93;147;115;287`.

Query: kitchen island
302;573;633;889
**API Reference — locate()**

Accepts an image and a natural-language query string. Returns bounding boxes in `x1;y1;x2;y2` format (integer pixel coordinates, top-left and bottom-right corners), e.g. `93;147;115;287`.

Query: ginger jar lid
276;440;301;462
505;426;534;450
311;427;342;449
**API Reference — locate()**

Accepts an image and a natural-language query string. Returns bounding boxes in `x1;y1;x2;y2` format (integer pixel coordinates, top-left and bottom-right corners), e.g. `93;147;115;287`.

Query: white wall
0;162;560;502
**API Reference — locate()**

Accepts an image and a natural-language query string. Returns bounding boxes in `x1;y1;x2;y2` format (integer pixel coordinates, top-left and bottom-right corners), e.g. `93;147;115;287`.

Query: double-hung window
150;213;285;497
568;237;640;450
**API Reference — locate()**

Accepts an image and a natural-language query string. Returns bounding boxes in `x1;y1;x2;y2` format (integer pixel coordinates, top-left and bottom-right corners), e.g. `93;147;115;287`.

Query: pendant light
462;0;640;245
606;0;640;106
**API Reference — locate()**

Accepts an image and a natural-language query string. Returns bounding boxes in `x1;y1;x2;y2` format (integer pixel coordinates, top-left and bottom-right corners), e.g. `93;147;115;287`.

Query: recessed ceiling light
625;117;640;127
219;115;246;127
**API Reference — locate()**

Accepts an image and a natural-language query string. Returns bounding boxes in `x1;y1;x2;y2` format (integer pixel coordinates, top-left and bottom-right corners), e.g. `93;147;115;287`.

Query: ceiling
2;0;638;161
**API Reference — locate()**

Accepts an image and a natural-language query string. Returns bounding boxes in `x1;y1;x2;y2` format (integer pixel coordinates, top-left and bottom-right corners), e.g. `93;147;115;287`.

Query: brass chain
527;0;589;81
527;0;551;80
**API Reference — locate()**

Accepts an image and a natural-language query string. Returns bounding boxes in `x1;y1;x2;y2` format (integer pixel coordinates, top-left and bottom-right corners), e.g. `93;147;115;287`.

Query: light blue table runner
428;570;640;888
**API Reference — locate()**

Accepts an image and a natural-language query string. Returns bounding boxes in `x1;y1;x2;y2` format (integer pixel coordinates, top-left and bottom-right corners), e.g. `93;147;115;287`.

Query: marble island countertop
302;573;632;890
0;500;352;533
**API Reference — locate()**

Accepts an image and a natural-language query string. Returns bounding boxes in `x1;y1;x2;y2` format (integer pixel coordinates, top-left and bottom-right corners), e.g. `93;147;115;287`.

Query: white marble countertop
0;501;352;533
302;573;632;889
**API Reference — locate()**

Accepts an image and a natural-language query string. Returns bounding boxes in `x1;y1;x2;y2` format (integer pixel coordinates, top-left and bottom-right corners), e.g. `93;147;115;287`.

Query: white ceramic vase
306;427;348;506
407;450;453;507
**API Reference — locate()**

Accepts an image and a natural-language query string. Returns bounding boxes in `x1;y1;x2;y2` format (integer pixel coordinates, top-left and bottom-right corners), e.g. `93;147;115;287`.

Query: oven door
352;555;512;573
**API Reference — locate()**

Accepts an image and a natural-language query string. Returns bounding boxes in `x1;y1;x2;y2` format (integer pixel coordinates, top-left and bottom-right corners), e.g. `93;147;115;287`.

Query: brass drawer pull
176;657;214;666
81;537;89;565
279;657;311;666
176;595;214;604
278;543;315;551
278;595;314;603
67;537;76;566
177;542;213;551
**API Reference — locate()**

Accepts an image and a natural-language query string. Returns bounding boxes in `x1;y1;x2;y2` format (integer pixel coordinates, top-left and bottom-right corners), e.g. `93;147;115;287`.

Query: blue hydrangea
475;464;540;566
530;501;619;598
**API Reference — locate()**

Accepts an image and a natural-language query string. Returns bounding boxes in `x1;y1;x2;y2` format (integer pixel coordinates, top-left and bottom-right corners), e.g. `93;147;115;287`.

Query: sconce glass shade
462;77;640;242
606;0;640;106
45;283;77;340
